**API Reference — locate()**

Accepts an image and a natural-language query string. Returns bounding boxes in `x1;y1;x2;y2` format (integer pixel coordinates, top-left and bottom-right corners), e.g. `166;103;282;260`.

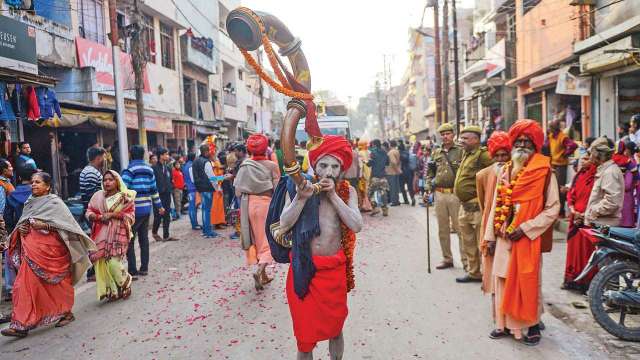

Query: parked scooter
576;225;640;341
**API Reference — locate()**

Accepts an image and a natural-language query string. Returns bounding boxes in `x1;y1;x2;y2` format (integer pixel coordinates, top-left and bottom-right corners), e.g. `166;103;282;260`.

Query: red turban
508;119;544;152
308;135;353;171
487;131;511;157
247;134;269;155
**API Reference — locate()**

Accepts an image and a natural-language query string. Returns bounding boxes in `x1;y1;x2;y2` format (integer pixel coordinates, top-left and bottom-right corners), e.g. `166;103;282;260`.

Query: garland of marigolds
338;180;356;292
236;7;314;101
493;161;525;236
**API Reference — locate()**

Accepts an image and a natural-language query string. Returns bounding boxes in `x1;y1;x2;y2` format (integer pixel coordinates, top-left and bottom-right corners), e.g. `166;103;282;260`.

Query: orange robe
210;160;226;226
477;164;500;294
501;153;550;324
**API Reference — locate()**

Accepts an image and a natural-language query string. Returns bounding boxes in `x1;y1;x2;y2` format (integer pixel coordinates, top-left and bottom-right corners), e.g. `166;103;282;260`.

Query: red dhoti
286;250;348;353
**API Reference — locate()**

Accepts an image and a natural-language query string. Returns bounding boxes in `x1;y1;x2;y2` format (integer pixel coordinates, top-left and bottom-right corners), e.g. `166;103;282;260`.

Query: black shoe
138;270;148;276
390;203;401;207
456;275;482;283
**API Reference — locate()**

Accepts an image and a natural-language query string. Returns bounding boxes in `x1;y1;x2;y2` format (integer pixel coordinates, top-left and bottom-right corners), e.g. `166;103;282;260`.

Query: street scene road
0;206;627;359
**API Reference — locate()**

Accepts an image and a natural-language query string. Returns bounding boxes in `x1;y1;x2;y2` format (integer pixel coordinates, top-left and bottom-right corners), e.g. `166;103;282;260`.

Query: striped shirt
121;160;162;217
79;165;102;202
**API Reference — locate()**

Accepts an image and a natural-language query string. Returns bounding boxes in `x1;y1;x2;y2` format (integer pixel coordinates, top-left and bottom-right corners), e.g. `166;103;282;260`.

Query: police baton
425;192;432;274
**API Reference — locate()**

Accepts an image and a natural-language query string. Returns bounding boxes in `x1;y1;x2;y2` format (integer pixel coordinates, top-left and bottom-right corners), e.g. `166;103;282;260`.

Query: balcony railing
224;93;237;107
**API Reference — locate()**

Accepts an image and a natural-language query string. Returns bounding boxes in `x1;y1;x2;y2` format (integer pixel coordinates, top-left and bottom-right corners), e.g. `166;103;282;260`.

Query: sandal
489;328;511;339
120;275;133;300
253;273;264;291
55;313;75;328
260;271;273;286
523;334;541;346
1;328;28;338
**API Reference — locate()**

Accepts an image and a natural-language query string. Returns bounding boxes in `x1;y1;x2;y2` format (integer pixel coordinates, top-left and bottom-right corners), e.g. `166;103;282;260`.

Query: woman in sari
1;172;96;338
85;170;135;302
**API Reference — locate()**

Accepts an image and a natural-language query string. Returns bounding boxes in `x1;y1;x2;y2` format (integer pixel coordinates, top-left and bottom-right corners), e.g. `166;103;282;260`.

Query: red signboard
76;37;150;93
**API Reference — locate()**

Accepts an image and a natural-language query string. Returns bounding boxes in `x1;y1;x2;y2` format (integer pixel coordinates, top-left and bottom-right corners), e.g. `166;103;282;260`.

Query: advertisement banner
125;111;173;133
76;37;150;94
0;16;37;74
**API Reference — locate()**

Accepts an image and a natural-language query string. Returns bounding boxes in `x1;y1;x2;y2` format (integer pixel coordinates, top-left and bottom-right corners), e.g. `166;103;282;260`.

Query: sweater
121;160;162;217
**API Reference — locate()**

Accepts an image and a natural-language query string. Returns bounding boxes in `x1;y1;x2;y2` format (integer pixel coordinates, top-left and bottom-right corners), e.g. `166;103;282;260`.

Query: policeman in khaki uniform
426;123;465;270
453;125;493;283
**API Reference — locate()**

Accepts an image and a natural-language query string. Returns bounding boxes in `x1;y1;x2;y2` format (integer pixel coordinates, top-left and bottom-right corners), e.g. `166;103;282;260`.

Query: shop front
579;34;640;139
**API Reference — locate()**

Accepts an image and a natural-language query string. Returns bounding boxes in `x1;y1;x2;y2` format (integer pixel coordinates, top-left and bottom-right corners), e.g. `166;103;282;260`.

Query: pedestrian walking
193;144;217;238
367;139;390;216
454;125;493;283
182;153;200;230
357;139;372;212
547;120;577;217
152;147;177;242
386;140;402;206
398;141;416;206
427;123;464;269
121;145;165;277
85;170;135;302
79;147;106;282
1;172;96;338
234;134;280;290
171;160;185;220
483;120;559;345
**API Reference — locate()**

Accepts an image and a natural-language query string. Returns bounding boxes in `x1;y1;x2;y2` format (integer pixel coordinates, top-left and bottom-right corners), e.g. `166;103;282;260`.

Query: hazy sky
241;0;474;105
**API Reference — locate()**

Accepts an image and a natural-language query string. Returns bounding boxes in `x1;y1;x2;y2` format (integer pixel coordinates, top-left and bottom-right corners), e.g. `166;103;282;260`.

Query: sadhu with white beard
482;119;560;346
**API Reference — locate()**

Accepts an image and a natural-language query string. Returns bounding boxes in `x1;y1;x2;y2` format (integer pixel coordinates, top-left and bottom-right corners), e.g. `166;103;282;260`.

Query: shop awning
39;107;115;129
0;68;56;87
579;34;640;74
529;67;569;90
195;125;217;135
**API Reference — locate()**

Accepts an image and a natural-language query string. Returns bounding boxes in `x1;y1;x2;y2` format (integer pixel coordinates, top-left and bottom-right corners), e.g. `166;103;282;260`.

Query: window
142;15;156;63
183;77;194;117
197;82;208;103
160;22;175;69
116;11;130;53
238;69;243;80
78;0;105;44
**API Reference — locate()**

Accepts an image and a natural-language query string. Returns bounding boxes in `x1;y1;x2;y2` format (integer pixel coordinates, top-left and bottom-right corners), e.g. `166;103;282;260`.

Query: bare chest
310;197;343;256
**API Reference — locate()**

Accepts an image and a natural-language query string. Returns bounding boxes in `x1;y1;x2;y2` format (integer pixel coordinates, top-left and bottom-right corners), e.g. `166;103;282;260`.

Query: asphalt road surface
0;205;616;359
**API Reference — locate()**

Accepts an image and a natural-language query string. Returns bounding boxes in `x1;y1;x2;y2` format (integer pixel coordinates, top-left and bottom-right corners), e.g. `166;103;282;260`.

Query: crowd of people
0;114;634;349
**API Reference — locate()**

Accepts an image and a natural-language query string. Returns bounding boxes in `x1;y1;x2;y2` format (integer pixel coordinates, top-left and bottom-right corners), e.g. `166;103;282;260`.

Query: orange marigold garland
236;7;313;101
493;161;524;236
337;180;356;292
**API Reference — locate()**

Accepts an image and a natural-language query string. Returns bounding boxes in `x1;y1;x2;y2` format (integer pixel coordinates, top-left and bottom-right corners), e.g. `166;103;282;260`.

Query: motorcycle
576;225;640;341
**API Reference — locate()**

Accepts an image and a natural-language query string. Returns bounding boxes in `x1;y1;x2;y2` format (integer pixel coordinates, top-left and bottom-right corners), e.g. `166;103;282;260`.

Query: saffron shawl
501;153;550;323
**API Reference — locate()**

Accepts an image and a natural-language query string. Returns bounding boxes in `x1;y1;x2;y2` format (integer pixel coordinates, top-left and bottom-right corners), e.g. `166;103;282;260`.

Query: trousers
153;192;172;239
434;191;463;264
458;205;482;278
127;215;150;274
187;191;199;229
200;191;213;235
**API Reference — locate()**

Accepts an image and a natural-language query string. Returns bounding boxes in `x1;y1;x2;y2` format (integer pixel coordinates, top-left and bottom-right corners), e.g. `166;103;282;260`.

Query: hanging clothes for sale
36;87;61;120
24;85;40;120
10;84;23;119
0;82;16;122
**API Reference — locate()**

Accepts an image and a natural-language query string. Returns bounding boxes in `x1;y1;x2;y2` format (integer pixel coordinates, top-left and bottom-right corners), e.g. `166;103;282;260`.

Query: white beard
511;148;533;177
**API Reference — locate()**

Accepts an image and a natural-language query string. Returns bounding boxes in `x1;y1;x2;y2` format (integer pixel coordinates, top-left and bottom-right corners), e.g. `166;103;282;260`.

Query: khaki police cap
460;125;482;136
437;123;454;134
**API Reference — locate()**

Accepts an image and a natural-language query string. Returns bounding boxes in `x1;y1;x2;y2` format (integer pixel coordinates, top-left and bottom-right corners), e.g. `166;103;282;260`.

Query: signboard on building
556;71;591;97
0;16;37;74
125;111;173;133
76;37;150;94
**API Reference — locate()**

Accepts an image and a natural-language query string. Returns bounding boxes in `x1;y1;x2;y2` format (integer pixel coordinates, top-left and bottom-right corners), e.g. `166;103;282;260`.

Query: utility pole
375;80;385;139
130;0;148;152
108;0;129;168
442;0;450;124
431;0;443;127
451;0;461;134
